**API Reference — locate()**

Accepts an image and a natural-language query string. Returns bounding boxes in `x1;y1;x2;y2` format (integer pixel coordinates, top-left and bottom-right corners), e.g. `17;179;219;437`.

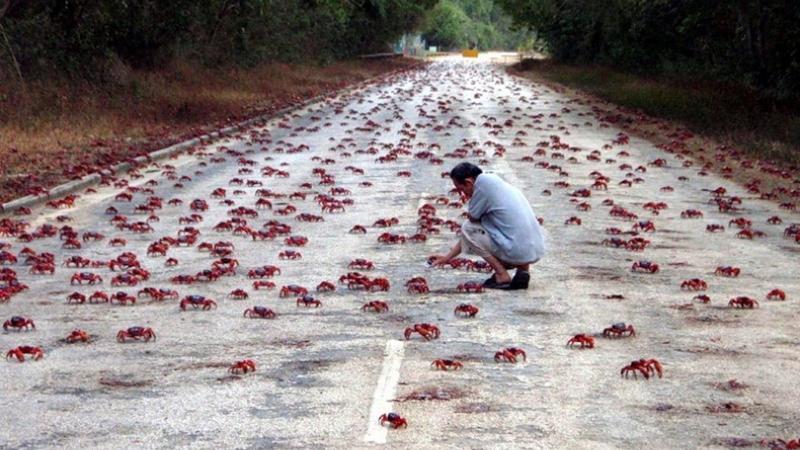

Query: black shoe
483;275;513;290
483;280;512;290
509;270;530;290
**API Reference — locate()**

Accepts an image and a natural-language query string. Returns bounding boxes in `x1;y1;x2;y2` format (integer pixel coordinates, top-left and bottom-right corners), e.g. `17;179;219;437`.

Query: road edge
0;64;420;216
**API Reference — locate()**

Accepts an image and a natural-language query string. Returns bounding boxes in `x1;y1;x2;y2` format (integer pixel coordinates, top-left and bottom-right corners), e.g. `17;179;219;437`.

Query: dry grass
0;57;423;203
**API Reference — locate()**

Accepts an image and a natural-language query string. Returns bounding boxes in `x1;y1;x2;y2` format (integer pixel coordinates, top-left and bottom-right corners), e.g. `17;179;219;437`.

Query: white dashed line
364;340;405;444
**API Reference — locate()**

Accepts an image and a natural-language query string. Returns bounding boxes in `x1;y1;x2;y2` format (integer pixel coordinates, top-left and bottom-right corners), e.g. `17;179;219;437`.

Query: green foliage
0;0;436;80
422;1;471;49
496;0;800;100
421;0;532;51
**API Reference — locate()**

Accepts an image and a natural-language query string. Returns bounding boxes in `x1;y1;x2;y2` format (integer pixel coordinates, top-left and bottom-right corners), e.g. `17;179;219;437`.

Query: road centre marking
364;340;405;444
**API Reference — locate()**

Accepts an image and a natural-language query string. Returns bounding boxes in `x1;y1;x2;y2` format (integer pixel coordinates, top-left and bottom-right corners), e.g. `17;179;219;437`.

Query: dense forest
497;0;800;100
420;0;532;51
0;0;435;80
3;0;799;100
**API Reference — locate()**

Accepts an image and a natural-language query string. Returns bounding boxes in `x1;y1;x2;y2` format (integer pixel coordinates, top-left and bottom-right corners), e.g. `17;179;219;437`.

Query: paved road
1;57;799;449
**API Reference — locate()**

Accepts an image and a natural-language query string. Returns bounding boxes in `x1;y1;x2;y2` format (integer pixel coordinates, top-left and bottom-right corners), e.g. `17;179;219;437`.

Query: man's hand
428;254;450;267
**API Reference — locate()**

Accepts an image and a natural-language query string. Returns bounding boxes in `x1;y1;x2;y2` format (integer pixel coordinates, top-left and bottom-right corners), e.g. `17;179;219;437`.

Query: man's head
450;162;483;197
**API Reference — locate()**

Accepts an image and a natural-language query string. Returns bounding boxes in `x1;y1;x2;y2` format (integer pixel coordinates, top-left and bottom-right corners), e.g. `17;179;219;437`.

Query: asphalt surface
1;55;799;450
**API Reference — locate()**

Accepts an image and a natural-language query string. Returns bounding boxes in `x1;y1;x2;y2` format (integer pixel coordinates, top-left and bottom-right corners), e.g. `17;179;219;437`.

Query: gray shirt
468;173;545;264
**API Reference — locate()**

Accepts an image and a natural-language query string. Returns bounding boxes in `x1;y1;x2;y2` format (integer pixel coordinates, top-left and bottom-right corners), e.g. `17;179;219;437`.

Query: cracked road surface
1;56;799;449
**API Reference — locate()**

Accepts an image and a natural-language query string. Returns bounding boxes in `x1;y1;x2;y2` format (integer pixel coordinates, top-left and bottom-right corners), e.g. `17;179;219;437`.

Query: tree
496;0;800;99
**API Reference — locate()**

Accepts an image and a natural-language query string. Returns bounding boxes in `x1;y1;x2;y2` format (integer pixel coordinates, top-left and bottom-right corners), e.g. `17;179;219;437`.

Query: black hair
449;162;482;183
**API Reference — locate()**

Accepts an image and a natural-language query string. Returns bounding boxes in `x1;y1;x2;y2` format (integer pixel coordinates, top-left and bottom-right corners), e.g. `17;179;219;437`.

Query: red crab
633;220;656;233
296;295;321;308
681;278;708;291
767;289;786;301
378;412;407;429
565;216;582;226
621;359;663;379
378;233;406;244
244;306;276;319
116;326;156;342
631;261;659;273
280;285;308;298
454;303;479;317
0;252;18;265
736;229;765;239
408;233;427;243
6;346;43;362
321;202;345;213
137;288;178;302
63;256;91;268
279;250;302;260
457;282;484;293
347;276;390;292
89;291;110;303
108;238;128;247
431;359;463;370
603;323;635;338
729;217;752;229
681;209;704;219
180;295;217;310
373;218;399;227
30;263;55;274
248;266;281;278
3;316;35;331
316;281;335;292
404;323;440;341
693;294;711;303
567;334;595;349
253;281;276;290
361;300;389;313
110;292;136;305
714;266;740;277
729;296;758;309
228;289;249;300
71;272;102;285
494;347;526;363
229;359;256;374
65;329;90;343
66;292;87;304
147;243;168;257
348;259;375;270
296;213;323;222
284;236;308;246
349;225;367;234
406;279;429;294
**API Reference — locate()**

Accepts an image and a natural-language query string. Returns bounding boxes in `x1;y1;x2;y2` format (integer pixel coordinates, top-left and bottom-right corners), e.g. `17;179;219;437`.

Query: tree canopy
420;0;532;51
0;0;436;79
496;0;800;99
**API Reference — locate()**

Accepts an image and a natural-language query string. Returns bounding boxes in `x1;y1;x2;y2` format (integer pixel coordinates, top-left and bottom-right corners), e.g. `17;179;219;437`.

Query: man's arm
467;183;489;221
428;241;461;266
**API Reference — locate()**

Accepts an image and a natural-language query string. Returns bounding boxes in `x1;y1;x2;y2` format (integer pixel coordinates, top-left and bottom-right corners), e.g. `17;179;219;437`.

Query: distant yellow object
462;49;479;58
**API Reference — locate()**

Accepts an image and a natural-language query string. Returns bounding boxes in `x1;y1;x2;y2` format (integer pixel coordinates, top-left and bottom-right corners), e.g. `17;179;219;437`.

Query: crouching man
429;162;545;290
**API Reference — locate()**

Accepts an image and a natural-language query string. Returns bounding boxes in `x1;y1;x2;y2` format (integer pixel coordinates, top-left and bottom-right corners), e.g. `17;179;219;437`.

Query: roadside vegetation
499;0;800;167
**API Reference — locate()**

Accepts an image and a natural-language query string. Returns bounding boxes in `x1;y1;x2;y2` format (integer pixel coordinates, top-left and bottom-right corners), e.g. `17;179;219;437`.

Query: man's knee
460;220;477;234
